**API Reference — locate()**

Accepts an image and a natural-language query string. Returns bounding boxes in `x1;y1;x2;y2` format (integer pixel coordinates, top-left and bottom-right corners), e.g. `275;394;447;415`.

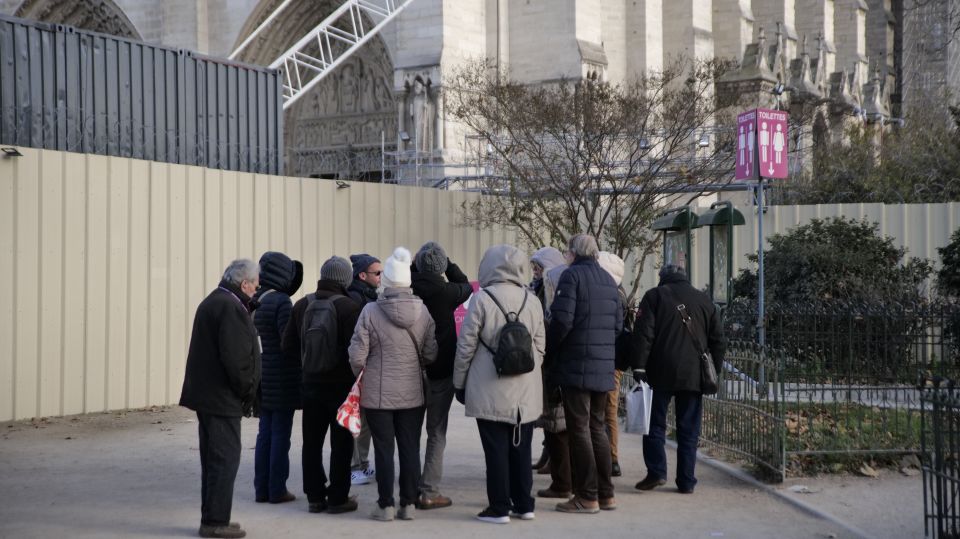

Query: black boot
532;444;549;470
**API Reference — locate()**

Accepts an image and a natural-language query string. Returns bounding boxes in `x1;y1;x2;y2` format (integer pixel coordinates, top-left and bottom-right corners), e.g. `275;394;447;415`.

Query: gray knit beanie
415;241;448;275
321;256;353;289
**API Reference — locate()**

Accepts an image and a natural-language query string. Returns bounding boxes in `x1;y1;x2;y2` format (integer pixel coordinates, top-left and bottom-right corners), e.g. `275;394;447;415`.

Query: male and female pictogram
735;108;789;181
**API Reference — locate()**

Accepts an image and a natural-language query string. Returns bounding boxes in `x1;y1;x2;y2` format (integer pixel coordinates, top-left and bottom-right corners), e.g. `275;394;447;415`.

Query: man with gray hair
180;259;263;539
630;264;725;495
546;234;623;514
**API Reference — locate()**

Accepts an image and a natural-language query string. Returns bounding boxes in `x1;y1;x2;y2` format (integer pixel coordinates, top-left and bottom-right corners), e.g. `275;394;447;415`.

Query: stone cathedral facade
3;0;957;181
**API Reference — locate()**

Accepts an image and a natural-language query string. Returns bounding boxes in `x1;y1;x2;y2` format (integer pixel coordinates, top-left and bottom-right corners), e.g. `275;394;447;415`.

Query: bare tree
445;58;737;301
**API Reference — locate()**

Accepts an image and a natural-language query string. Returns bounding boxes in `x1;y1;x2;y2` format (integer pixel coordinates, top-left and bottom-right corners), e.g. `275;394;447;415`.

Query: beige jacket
453;244;546;424
349;287;438;410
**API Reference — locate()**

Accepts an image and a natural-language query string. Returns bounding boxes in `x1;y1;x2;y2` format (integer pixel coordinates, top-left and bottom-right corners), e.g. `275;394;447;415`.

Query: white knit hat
597;251;625;286
382;246;413;288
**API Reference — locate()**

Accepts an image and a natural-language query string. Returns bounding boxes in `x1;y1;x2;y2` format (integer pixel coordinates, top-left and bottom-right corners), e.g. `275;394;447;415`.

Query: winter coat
411;262;473;381
543;264;568;317
546;257;623;392
631;272;726;392
349;287;438;410
347;279;379;306
453;245;546;425
531;247;566;314
180;281;262;417
254;252;303;411
282;280;362;399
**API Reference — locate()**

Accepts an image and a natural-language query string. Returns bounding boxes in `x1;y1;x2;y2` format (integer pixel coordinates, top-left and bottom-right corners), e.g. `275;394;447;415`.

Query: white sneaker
351;470;371;485
509;511;535;521
370;505;395;521
363;467;376;480
397;504;416;520
476;508;510;524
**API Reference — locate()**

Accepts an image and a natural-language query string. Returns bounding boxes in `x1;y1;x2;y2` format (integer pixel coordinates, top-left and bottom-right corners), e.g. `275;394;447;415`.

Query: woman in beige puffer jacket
453;244;546;523
349;247;437;521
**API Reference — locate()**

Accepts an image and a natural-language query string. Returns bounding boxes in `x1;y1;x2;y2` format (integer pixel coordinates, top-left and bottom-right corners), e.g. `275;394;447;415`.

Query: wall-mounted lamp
399;131;411;142
771;82;786;96
639;138;651;150
1;147;23;157
697;134;710;148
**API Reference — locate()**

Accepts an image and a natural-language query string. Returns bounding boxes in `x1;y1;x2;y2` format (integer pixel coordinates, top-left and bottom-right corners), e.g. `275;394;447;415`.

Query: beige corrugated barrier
2;147;959;421
0;148;516;421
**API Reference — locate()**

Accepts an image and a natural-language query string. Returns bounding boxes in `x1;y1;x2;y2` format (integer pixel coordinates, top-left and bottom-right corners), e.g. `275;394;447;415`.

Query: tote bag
336;370;364;437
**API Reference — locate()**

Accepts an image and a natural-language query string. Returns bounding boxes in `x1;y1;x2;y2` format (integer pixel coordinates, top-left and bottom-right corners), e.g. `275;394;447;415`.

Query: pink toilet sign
735;108;789;181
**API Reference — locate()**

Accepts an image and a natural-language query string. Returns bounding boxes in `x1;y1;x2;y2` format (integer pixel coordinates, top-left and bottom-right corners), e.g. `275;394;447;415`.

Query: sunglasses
365;271;382;276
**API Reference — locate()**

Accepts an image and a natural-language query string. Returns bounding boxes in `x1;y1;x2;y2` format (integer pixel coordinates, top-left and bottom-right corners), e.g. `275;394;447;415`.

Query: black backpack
300;293;343;376
479;288;535;376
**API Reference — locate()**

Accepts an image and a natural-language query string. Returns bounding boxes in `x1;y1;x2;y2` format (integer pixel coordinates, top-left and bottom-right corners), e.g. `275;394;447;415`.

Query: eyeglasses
365;271;382;276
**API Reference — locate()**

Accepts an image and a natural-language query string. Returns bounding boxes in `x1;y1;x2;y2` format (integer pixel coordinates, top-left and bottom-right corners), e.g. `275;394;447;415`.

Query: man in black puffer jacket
630;265;725;495
283;257;362;515
252;251;303;505
410;242;473;510
546;234;622;514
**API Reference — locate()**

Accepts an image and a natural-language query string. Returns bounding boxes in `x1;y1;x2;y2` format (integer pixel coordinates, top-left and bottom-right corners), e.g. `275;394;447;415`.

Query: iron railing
921;378;960;539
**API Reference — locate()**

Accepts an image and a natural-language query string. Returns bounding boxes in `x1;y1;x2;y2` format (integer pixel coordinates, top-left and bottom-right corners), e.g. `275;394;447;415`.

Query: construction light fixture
399;131;411;142
771;82;785;95
697;134;710;148
1;147;23;157
639;138;651;150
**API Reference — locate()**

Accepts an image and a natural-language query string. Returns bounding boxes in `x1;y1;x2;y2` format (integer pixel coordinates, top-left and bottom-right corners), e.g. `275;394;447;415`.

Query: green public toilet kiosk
697;201;745;305
651;206;700;278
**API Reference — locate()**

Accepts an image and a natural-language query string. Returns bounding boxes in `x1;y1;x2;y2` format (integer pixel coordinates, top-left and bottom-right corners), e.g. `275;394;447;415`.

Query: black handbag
661;287;719;395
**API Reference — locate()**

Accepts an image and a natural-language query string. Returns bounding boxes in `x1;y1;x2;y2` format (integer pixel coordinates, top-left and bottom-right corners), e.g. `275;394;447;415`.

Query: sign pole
757;177;765;350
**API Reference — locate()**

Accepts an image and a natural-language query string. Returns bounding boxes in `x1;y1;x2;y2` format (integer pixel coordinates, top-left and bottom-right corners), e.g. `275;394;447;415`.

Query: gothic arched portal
14;0;141;40
234;0;397;180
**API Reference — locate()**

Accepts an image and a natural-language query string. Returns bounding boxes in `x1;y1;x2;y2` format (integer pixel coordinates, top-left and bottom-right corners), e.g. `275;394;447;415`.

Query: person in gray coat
453;244;546;524
349;247;438;522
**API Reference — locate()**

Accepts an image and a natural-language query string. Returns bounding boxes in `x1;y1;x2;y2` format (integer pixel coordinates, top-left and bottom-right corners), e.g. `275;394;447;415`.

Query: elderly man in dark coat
180;259;262;539
546;234;623;514
630;264;725;495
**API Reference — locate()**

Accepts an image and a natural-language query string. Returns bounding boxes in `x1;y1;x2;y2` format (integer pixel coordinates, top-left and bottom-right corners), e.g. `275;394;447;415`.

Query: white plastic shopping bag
625;381;653;435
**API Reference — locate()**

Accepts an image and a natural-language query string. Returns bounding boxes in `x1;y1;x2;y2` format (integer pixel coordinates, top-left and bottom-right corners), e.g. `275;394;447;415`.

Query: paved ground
0;404;895;539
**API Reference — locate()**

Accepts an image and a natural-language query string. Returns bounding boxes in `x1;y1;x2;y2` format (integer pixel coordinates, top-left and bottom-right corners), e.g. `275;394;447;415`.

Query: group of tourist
178;234;725;538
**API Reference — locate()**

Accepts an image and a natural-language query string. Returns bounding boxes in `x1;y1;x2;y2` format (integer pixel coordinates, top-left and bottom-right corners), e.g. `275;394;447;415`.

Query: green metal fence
920;379;960;539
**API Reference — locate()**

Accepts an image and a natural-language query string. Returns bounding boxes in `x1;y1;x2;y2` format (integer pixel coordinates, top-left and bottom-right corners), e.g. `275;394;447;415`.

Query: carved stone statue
408;76;435;152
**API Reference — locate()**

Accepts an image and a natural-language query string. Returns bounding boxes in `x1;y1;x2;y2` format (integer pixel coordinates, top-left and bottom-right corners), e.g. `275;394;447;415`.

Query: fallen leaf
901;467;920;477
858;463;879;477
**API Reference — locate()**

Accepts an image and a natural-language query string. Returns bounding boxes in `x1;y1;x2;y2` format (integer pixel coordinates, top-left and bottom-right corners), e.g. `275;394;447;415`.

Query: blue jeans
254;408;295;501
642;390;703;492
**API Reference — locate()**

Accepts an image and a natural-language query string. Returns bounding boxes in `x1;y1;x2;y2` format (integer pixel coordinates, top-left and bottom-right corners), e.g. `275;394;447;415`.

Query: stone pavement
1;405;863;539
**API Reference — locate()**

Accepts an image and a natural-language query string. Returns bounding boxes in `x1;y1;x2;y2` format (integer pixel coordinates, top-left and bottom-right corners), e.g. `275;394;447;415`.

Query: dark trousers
254;408;295;501
562;387;614;501
197;412;242;527
477;419;536;517
302;390;354;505
544;430;571;493
365;407;425;508
643;390;703;491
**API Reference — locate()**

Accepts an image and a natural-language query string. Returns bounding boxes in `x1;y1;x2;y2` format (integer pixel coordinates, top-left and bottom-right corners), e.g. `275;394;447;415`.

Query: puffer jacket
254;252;303;411
453;244;546;425
349;287;438;410
546;256;623;392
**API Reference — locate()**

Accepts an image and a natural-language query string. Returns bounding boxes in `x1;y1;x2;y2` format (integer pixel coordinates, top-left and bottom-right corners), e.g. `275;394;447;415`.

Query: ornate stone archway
14;0;141;40
234;0;397;179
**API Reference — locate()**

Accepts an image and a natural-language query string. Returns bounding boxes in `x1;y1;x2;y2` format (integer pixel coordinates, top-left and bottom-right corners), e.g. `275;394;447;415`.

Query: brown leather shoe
415;494;452;510
537;488;572;498
555;496;600;514
634;476;667;491
599;497;617;510
198;524;246;538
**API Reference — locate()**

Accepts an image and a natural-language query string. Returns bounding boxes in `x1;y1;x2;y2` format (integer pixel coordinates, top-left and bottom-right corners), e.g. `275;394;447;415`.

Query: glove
455;388;466;405
633;369;648;385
